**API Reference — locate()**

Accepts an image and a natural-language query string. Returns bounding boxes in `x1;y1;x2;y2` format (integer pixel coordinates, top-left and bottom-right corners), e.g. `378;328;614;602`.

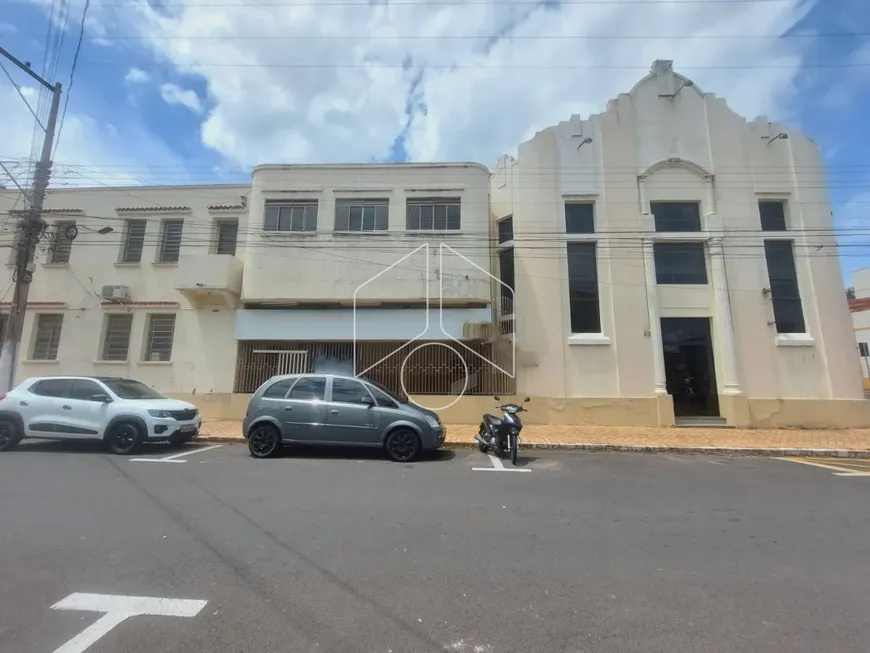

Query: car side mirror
493;395;501;401
92;393;112;403
360;395;374;407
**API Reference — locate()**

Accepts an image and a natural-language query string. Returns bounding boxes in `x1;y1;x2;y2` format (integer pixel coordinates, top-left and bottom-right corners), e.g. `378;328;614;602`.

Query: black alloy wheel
0;420;20;452
108;422;143;455
248;424;281;458
385;428;421;463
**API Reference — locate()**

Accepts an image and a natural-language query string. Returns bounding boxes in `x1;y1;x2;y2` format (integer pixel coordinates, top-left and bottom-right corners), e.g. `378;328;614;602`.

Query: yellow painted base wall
171;392;870;429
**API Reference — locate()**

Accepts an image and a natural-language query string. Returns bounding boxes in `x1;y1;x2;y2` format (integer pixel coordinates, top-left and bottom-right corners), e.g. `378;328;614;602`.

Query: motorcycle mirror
524;397;531;403
493;395;500;401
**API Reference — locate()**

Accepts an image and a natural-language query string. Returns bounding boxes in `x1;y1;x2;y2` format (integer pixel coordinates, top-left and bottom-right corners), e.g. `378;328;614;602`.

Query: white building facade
1;61;866;427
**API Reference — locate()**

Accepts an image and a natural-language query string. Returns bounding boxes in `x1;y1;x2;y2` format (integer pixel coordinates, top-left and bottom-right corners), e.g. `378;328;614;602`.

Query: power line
21;0;827;6
55;0;91;155
0;60;46;131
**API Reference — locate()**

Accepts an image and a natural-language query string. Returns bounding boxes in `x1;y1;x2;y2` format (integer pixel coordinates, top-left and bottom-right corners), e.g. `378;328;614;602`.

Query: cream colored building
1;60;866;427
492;60;867;428
848;269;870;389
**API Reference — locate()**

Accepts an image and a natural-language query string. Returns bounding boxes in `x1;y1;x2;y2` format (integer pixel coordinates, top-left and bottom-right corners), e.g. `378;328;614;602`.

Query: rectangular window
498;247;515;315
48;221;76;264
101;314;133;361
263;201;318;232
497;216;514;243
144;314;176;361
567;242;600;334
335;199;389;232
860;342;869;358
406;198;461;231
0;313;6;351
764;240;806;334
120;219;147;263
759;200;787;232
157;219;184;263
31;314;63;360
651;201;702;232
565;203;594;234
653;242;708;284
215;220;239;255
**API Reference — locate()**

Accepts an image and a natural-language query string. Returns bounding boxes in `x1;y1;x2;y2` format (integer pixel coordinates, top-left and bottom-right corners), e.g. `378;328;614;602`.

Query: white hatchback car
0;376;201;455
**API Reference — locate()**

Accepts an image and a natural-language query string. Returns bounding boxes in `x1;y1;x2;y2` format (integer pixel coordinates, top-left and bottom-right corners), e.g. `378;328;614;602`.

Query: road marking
472;453;531;473
51;592;207;653
131;444;223;464
776;457;870;477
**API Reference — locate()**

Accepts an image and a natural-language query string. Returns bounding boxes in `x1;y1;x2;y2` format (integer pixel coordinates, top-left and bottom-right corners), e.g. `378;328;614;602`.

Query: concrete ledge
194;435;870;458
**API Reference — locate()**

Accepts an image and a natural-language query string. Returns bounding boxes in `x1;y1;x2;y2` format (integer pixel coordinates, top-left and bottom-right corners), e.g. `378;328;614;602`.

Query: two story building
1;60;866;427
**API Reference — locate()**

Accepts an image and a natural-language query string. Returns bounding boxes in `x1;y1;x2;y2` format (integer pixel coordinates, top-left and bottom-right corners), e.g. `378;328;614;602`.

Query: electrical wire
55;0;91;155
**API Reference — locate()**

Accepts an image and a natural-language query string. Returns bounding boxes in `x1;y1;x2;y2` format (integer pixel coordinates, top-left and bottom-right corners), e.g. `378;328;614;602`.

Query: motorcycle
475;396;531;466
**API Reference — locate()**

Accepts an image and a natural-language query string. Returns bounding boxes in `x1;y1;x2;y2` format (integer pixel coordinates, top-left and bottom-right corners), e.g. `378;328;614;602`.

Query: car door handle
283;406;293;411
62;405;72;410
330;409;339;414
19;401;28;406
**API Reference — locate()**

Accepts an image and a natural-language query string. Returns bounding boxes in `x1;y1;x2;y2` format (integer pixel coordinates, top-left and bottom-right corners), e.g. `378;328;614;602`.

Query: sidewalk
200;420;870;457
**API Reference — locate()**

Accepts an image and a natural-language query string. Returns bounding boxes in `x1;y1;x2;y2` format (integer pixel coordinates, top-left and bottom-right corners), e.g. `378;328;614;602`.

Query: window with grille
215;220;239;255
157;219;184;263
120;219;147;263
48;221;76;264
264;201;318;232
406;198;461;231
101;314;133;361
334;199;389;232
32;314;63;360
860;342;869;358
144;314;176;361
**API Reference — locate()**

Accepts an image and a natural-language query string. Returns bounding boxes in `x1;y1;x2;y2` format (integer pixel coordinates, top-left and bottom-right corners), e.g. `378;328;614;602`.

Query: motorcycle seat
484;413;503;427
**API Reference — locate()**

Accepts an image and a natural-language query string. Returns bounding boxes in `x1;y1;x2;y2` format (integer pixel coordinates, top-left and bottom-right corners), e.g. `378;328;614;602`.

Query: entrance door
660;317;719;417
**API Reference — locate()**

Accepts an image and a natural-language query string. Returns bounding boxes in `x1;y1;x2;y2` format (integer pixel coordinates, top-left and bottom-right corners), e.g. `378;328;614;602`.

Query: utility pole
0;45;62;392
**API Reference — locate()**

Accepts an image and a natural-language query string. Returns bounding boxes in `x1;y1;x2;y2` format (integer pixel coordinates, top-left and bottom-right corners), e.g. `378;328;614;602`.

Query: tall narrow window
0;313;7;351
497;216;514;243
860;342;869;358
48;221;76;264
32;314;63;360
651;201;702;232
764;240;805;334
157;219;184;263
101;314;134;361
215;220;239;255
120;219;147;263
759;200;787;232
567;242;600;334
144;314;176;361
498;247;515;315
565;203;594;234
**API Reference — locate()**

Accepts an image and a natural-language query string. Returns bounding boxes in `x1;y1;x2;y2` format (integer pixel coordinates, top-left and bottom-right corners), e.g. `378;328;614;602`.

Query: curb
197;435;870;458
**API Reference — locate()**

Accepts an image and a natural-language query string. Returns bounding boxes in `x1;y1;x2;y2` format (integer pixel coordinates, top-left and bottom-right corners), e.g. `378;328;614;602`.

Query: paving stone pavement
201;419;870;451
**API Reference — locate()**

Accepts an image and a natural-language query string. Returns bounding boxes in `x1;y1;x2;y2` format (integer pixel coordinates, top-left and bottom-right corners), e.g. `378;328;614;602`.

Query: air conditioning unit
100;285;131;302
462;321;497;341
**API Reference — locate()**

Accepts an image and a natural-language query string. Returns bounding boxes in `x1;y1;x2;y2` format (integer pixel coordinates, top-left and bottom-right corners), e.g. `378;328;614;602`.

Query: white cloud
27;0;819;168
159;82;203;113
124;67;150;84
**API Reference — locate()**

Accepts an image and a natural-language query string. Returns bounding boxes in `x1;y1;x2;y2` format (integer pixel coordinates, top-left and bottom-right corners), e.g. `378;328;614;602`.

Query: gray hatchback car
242;373;446;462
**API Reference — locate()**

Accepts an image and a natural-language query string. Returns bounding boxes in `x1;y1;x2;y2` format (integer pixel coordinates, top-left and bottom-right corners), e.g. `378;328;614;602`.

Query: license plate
180;425;196;433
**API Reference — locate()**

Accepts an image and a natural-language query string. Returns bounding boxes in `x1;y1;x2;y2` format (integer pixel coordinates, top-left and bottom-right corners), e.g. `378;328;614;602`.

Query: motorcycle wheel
509;433;518;466
477;426;490;453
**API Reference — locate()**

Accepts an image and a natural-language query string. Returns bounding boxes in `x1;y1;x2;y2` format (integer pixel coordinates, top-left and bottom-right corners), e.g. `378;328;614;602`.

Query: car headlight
148;409;171;418
425;415;440;428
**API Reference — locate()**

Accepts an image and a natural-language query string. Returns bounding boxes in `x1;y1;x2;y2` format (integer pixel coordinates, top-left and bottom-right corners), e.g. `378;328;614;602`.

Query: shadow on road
276;443;455;464
12;440;189;456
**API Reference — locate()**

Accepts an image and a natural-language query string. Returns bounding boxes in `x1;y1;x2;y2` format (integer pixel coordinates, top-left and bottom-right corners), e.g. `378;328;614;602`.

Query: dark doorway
661;317;720;417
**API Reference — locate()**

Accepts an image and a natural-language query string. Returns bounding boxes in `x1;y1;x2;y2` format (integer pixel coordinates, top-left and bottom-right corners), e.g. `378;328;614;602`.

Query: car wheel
248;424;281;458
384;428;421;463
106;421;143;455
0;419;21;452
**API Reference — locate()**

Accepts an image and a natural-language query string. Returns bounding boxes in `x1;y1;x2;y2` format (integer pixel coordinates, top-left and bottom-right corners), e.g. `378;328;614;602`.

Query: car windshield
361;377;407;404
102;379;166;400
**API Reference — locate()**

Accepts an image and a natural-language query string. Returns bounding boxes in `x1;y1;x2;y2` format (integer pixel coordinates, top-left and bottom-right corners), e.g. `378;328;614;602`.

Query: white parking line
472;453;532;473
130;444;223;464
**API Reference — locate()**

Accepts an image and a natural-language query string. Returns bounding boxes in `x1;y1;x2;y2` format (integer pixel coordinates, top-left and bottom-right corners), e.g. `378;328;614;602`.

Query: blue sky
1;0;869;282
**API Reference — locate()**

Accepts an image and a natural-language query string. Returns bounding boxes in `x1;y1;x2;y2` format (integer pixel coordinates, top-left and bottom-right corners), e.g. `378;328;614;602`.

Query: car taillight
0;393;6;401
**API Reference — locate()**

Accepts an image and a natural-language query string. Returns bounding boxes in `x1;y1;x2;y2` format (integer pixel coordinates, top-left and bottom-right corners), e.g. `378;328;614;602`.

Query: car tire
384;428;422;463
0;419;21;452
248;424;281;458
106;421;144;455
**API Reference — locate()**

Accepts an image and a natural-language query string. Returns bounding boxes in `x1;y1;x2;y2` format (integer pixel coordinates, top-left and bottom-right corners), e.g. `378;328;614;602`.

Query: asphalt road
1;441;869;653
